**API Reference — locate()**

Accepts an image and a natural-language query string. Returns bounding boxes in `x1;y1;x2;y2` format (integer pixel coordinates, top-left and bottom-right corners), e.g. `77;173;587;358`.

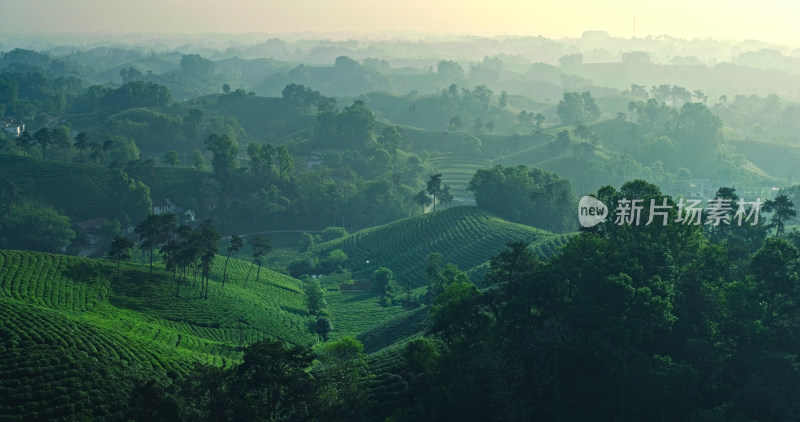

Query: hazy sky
2;0;798;46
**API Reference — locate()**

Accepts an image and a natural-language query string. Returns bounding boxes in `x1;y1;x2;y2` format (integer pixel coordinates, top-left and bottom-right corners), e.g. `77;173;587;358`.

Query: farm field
312;206;561;286
0;249;317;419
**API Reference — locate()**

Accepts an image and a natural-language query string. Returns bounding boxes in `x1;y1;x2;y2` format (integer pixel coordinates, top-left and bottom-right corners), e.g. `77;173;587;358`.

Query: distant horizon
0;30;796;53
1;0;799;48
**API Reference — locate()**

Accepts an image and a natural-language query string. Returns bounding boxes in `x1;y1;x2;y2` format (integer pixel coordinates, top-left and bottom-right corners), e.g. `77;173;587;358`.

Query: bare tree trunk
243;260;255;288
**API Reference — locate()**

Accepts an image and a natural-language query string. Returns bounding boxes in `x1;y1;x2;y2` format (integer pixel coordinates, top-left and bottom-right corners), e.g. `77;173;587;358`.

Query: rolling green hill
0;249;315;420
312;206;558;286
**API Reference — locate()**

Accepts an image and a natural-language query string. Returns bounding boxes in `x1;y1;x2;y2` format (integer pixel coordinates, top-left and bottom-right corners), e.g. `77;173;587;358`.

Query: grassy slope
0;249;314;420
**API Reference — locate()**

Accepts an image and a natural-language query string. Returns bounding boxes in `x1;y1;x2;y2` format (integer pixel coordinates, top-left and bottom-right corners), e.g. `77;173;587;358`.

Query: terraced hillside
0;250;314;420
312;206;557;286
427;154;488;205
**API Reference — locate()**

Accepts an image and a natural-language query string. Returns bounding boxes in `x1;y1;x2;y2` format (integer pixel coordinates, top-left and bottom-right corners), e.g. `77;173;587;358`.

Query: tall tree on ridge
426;173;443;212
74;131;89;163
245;234;270;288
108;234;135;277
34;127;51;159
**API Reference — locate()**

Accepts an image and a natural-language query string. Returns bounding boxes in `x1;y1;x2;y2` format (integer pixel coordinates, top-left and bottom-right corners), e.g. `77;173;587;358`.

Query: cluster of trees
314;100;376;150
11;125;140;166
371;266;417;308
0;50;84;119
134;212;221;298
0;202;74;252
281;83;329;111
468;165;577;232
127;336;372;421
304;278;331;339
556;91;601;125
623;99;723;173
71;81;172;115
383;180;800;421
416;173;453;212
195;96;431;232
517;109;545;133
288;248;348;278
440;83;494;112
0;161;153;254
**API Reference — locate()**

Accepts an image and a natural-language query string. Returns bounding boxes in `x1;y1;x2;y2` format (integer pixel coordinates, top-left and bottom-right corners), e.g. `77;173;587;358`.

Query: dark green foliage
108;168;152;225
73;81;172;114
281;83;327;110
191;149;207;170
468;165;577;232
299;232;316;251
197;220;221;299
319;249;347;274
314;100;376;149
135;212;176;275
163;150;180;167
205;133;238;182
305;278;326;315
426;173;442;212
412;189;432;213
373;267;393;294
0;154;202;225
33;127;51;159
672;102;722;168
288;256;316;278
0;203;75;252
380;180;800;422
316;317;332;340
108;234;135;276
180;54;216;81
225;339;317;421
764;194;796;236
317;336;372;420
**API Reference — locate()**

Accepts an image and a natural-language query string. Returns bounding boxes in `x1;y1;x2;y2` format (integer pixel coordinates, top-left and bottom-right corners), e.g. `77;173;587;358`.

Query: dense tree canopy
557;91;601;125
468;165;577;232
0;203;75;252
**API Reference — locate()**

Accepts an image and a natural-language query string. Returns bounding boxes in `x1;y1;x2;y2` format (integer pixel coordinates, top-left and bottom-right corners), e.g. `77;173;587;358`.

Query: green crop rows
0;249;320;418
314;206;553;286
358;307;428;354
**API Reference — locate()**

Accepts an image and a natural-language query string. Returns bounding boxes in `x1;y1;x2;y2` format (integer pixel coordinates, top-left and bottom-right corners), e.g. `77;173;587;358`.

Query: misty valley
3;30;800;421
